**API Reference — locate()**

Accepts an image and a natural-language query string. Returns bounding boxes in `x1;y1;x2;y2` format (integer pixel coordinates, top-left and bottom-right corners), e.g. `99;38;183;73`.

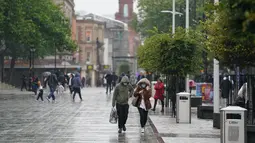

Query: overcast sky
74;0;137;17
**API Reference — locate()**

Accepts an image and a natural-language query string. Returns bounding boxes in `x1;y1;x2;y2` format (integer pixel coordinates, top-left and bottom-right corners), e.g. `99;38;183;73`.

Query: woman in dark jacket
134;78;152;133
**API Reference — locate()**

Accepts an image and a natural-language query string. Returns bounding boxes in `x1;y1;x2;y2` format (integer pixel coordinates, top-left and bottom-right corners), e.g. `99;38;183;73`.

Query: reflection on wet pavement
0;88;159;143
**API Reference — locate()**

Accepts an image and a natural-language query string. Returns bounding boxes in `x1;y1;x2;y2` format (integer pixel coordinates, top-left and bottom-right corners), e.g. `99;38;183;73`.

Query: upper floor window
123;4;129;17
86;31;91;42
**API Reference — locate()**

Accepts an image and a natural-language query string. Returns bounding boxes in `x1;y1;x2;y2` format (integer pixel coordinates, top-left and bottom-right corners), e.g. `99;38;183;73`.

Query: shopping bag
109;107;118;124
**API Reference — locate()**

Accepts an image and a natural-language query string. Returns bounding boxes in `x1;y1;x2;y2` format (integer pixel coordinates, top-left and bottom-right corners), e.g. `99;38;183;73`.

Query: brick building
115;0;140;73
76;17;105;86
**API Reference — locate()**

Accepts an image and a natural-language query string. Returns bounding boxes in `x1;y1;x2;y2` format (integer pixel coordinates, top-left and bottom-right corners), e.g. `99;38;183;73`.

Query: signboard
103;65;110;69
196;83;213;101
87;65;93;70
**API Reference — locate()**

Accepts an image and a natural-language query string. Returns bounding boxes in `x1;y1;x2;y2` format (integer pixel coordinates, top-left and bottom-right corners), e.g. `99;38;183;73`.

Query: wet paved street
149;107;221;143
0;88;158;143
0;87;221;143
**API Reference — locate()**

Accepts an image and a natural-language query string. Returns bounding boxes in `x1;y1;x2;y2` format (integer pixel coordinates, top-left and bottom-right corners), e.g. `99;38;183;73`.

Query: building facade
52;0;75;26
76;17;105;86
83;13;129;73
115;0;140;74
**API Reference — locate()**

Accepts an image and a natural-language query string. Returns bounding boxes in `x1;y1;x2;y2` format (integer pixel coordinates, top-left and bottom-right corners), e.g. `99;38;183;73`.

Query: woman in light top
134;78;152;133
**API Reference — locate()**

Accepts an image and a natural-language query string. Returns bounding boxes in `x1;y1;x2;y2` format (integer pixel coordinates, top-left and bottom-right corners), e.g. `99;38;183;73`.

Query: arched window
123;4;129;17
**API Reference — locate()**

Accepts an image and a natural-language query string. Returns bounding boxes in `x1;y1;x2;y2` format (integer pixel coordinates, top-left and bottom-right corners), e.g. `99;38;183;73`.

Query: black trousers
153;99;164;109
106;82;112;93
73;87;82;100
69;86;73;94
116;103;129;129
138;107;148;128
21;82;27;91
172;101;176;117
36;90;44;101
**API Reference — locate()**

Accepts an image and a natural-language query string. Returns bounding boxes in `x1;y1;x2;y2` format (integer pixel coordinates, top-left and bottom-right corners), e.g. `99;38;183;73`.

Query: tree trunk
0;54;4;82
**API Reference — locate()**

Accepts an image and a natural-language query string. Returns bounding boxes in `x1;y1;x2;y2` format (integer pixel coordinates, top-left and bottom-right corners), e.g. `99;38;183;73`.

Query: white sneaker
141;128;145;133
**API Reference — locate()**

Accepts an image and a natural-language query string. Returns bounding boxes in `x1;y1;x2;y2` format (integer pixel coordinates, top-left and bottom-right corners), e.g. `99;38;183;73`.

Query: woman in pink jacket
152;79;165;112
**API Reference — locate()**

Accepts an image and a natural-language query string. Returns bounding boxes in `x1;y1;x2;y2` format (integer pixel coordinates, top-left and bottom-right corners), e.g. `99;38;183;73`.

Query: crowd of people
21;70;168;134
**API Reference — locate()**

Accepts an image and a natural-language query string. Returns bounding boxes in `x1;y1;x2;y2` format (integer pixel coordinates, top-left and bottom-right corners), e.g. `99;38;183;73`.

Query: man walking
44;71;58;102
21;74;27;91
112;76;134;133
72;73;83;101
105;73;113;94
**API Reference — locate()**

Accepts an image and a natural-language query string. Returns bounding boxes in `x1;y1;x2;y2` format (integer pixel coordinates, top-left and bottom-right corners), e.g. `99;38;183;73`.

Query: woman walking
134;78;152;133
152;79;165;112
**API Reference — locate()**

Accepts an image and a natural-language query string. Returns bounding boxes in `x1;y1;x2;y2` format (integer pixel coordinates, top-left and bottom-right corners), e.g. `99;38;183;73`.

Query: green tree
138;27;203;76
203;0;255;67
132;0;212;37
1;0;77;82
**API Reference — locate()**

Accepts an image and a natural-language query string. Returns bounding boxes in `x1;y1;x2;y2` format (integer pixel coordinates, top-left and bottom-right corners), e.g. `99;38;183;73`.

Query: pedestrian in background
68;74;74;94
44;71;58;102
111;72;118;90
36;85;44;101
21;74;27;91
72;73;83;101
152;78;165;112
134;78;152;133
105;72;113;94
112;76;134;133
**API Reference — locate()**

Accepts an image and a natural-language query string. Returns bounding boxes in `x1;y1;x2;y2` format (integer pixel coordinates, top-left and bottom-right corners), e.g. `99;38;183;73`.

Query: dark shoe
118;128;122;133
123;125;126;131
152;108;155;111
161;109;164;112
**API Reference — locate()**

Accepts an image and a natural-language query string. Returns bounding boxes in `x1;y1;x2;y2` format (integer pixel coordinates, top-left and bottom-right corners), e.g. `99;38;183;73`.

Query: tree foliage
138;27;203;76
0;0;77;59
133;0;212;37
203;0;255;67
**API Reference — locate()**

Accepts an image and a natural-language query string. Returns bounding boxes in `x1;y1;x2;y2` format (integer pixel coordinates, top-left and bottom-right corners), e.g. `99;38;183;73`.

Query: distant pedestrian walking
152;78;165;112
72;73;83;101
44;71;58;102
68;74;74;94
112;76;134;133
134;78;152;133
21;75;27;91
105;73;113;94
36;86;44;101
111;72;118;90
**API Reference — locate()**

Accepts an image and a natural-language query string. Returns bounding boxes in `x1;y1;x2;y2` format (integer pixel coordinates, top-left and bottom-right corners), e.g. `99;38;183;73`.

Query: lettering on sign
229;121;239;124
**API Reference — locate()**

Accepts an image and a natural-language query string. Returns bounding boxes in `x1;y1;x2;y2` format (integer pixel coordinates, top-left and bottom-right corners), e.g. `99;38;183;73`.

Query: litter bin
176;92;191;123
220;106;247;143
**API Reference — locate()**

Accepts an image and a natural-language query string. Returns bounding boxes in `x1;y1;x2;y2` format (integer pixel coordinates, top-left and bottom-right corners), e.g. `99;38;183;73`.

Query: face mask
123;83;128;86
141;83;147;88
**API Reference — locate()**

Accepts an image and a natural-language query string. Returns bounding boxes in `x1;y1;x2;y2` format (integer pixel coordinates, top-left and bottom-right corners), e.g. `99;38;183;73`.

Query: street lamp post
213;0;220;129
29;48;35;91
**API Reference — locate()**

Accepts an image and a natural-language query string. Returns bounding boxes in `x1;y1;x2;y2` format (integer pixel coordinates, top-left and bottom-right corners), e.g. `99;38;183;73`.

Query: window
123;4;129;17
86;31;91;42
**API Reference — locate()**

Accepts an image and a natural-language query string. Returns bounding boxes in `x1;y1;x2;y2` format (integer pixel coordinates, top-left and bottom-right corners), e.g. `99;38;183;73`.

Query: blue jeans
48;87;55;100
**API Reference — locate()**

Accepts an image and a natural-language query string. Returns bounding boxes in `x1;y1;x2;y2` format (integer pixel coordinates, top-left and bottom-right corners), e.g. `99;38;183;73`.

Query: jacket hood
121;76;129;83
75;73;80;77
137;78;151;86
